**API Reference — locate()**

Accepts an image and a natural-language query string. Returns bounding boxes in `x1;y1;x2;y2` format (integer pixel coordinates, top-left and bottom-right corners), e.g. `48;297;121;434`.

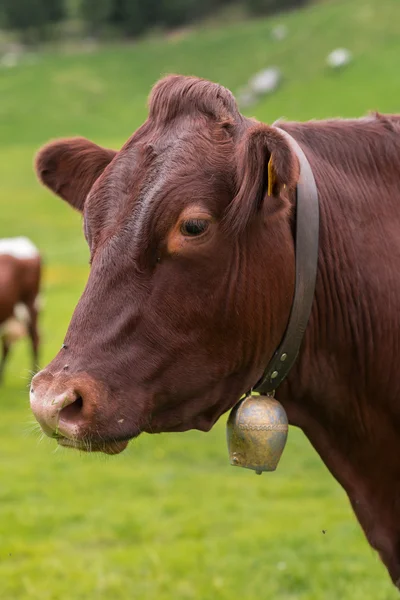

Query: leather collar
254;127;320;395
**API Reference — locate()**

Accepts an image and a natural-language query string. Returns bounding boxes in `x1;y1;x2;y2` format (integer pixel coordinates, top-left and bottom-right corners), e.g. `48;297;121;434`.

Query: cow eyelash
180;219;209;237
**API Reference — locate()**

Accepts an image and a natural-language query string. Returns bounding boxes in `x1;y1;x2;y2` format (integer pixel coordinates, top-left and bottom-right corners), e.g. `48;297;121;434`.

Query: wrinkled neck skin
281;282;400;586
276;129;400;584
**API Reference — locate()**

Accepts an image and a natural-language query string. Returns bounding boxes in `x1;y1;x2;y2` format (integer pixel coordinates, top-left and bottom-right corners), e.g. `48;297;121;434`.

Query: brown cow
0;237;41;382
30;75;400;585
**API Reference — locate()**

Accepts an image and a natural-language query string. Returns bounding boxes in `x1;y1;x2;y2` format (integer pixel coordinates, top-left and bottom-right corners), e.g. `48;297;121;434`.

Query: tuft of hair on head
148;74;242;125
223;123;300;235
371;111;400;133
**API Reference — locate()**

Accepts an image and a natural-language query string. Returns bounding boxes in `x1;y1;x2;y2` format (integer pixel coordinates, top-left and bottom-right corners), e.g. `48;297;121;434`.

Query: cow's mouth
56;435;129;455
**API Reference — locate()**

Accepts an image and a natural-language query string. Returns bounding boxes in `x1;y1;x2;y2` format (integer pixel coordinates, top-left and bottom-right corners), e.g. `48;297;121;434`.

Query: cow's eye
180;219;209;237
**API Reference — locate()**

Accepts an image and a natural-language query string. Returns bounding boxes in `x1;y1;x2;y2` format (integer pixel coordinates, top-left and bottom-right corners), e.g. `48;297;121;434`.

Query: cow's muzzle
30;369;128;454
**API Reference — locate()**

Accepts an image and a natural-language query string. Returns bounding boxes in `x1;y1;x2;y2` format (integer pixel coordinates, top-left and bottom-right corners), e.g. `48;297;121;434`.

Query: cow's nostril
59;395;84;424
30;372;102;441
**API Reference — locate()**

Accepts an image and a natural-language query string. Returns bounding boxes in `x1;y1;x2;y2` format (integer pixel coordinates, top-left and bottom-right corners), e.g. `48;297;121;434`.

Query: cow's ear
35;138;117;213
225;124;299;233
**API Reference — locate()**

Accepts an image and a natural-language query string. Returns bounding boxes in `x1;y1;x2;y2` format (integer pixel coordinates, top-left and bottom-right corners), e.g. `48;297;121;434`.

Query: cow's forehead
84;117;235;259
89;116;233;222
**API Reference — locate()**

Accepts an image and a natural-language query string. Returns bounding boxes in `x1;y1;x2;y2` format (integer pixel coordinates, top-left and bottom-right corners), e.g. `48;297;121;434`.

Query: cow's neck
277;188;400;585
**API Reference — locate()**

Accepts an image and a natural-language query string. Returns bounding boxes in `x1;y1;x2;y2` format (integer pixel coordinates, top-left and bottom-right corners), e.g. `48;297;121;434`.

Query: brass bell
226;395;288;475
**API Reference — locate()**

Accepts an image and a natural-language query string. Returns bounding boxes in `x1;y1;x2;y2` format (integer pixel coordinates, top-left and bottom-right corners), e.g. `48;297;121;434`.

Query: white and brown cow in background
0;237;41;383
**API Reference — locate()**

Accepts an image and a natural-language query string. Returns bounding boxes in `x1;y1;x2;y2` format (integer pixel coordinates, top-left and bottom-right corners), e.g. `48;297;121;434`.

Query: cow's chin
143;418;214;434
57;436;130;455
144;400;231;434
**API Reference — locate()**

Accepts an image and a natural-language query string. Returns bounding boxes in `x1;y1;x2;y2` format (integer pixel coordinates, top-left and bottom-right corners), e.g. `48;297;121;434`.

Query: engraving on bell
226;395;289;474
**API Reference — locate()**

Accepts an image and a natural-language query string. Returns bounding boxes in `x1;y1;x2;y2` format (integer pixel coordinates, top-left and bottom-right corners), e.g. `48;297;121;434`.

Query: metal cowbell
227;395;288;474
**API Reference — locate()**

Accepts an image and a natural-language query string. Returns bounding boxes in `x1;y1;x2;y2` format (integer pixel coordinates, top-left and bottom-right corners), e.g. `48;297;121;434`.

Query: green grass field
1;0;399;597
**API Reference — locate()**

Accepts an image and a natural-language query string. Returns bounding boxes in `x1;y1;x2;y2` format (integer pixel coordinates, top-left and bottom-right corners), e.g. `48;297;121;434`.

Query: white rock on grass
237;67;282;109
249;67;282;95
271;24;288;41
1;52;19;68
326;48;352;69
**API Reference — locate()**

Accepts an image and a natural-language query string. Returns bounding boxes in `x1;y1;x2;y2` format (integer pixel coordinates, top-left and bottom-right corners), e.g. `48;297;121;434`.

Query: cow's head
30;75;299;453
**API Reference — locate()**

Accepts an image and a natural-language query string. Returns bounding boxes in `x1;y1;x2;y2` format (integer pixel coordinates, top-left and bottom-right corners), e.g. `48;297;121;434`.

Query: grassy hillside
0;0;399;598
1;0;399;147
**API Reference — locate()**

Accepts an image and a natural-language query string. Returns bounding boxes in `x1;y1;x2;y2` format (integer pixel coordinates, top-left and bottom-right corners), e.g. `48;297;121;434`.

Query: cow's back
0;238;41;325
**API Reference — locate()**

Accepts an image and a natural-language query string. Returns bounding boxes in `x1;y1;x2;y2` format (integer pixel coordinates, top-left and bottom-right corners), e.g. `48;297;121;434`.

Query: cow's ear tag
226;394;288;475
268;155;277;197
